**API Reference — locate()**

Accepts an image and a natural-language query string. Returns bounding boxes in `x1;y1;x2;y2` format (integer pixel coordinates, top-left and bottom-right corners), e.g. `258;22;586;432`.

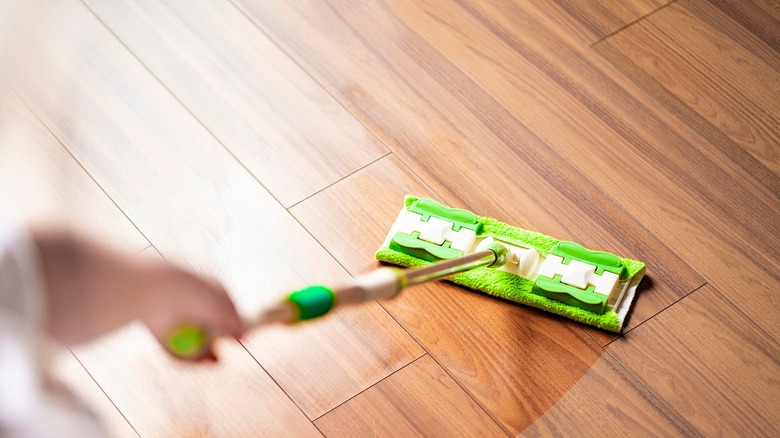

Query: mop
167;196;645;358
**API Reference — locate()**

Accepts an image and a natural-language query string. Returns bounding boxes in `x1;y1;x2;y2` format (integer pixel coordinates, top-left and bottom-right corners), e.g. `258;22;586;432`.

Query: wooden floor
1;0;778;436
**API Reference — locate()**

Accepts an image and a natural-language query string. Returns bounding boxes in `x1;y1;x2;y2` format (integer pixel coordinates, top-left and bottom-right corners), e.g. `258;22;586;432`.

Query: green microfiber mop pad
376;196;646;332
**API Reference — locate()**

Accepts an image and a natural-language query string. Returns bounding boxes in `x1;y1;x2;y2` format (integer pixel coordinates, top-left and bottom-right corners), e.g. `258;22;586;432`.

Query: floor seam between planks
603;281;780;436
589;0;680;47
604;282;709;348
711;285;780;348
70;351;142;438
374;303;513;437
237;341;325;425
222;0;421;207
134;244;153;254
287;151;392;209
6;84;154;253
312;353;428;422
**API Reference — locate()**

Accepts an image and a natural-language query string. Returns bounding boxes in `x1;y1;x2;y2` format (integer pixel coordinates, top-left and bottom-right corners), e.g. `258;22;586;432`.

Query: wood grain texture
293;155;609;434
51;352;138;438
707;0;780;52
536;0;668;43
608;284;780;436
11;0;421;424
520;352;691;437
315;355;507;437
82;0;387;207
339;0;780;340
235;0;705;338
598;0;780;189
591;0;780;337
0;87;147;252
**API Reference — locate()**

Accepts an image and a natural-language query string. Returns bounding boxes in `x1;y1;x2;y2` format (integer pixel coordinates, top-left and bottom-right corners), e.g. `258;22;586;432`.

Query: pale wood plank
11;0;422;424
82;0;387;207
75;324;322;437
50;352;138;438
520;352;692;437
537;0;668;43
315;355;507;437
598;0;780;187
235;0;705;340
293;155;622;433
608;285;780;436
0;86;147;252
347;0;780;339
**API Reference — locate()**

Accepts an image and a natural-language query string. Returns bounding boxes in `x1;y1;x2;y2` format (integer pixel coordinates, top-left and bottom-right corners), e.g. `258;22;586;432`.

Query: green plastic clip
409;198;483;232
552;241;627;279
389;231;463;262
532;276;609;314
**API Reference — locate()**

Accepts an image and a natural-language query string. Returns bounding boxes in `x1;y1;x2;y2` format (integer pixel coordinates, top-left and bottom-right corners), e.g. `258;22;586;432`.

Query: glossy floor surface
1;0;778;436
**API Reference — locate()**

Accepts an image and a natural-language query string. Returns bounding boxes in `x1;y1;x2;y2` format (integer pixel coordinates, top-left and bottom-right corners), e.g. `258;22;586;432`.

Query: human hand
31;226;242;358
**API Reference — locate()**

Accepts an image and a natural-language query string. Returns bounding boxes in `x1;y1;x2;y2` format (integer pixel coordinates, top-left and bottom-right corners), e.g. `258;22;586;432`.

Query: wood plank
234;0;705;339
536;0;668;43
331;0;780;339
82;0;387;207
520;352;692;437
293;155;618;433
50;352;138;438
314;355;507;437
597;0;780;189
10;0;422;424
0;87;147;252
608;284;780;436
705;0;780;67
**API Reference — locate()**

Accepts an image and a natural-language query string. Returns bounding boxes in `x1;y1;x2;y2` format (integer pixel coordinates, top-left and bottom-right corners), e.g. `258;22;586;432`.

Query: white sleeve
0;224;104;437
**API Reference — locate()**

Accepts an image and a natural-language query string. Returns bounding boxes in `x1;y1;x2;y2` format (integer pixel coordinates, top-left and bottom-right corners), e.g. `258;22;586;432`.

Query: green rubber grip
167;324;209;358
287;285;336;321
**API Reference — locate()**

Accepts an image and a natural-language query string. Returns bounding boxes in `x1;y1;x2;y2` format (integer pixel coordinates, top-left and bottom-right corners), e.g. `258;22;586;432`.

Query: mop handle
166;243;508;359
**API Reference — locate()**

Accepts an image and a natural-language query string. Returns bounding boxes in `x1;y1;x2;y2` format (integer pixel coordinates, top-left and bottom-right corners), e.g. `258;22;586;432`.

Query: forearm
30;226;153;344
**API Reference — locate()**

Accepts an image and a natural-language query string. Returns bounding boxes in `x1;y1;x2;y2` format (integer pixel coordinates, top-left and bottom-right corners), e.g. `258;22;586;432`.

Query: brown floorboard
598;0;780;189
520;351;693;437
536;0;670;43
314;355;507;437
608;284;780;436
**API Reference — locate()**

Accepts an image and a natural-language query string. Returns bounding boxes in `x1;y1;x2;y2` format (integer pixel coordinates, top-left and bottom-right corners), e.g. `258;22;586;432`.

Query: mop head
375;196;646;332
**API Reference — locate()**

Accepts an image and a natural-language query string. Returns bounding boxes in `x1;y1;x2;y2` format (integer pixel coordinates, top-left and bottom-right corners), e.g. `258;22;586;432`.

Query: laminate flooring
1;0;777;435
